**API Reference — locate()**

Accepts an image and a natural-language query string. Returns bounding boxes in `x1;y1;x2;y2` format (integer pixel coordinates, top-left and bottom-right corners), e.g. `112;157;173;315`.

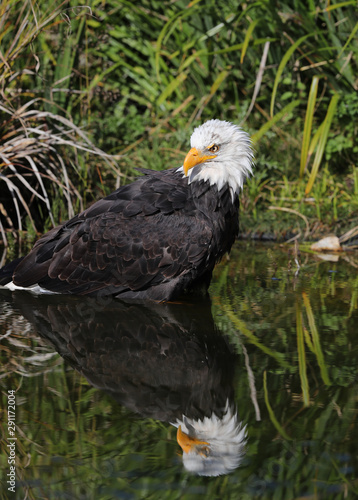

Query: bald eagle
0;120;253;300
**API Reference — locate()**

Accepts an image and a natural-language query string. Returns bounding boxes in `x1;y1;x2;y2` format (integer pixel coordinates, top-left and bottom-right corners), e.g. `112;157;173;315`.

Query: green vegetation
0;0;357;244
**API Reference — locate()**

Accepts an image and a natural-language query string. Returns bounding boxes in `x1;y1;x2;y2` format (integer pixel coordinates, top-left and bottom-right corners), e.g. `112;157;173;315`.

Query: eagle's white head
180;119;254;196
173;401;247;476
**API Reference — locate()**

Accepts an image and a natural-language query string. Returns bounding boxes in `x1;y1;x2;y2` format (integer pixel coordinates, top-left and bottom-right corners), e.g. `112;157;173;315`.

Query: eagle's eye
198;445;210;457
208;144;219;153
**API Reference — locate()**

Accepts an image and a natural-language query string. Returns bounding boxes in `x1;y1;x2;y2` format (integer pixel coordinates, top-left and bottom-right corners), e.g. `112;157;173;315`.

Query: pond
0;242;357;499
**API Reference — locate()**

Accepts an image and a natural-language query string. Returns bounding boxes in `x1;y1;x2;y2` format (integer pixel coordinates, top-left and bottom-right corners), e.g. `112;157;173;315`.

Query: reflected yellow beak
177;425;209;454
183;147;217;176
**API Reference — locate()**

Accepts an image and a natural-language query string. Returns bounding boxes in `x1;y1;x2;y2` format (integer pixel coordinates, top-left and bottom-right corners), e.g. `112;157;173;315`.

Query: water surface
0;242;357;499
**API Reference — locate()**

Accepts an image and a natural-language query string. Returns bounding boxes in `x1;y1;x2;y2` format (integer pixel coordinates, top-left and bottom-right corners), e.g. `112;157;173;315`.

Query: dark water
0;242;357;499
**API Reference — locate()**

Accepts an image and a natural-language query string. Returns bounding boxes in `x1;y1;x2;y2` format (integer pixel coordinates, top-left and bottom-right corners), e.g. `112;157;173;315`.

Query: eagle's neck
177;162;248;202
185;175;240;263
187;175;240;216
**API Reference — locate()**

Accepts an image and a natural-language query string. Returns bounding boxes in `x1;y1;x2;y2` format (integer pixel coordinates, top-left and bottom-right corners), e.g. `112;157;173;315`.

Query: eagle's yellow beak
183;147;217;176
177;425;209;454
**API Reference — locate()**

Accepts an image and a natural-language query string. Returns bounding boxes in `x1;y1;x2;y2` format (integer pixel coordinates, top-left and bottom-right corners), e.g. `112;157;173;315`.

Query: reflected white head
174;401;247;477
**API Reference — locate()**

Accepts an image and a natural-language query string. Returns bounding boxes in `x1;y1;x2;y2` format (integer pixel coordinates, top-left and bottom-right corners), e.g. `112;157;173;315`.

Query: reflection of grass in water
296;300;310;407
1;244;358;498
211;244;358;385
210;244;358;497
263;370;291;441
302;291;331;386
217;300;290;369
0;348;179;499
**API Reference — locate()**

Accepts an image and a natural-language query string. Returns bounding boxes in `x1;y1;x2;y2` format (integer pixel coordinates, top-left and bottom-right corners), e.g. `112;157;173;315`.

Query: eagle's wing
13;169;213;298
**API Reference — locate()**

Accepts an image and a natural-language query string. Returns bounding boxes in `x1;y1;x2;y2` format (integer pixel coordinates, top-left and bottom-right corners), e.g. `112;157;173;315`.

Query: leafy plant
1;0;358;244
0;0;119;244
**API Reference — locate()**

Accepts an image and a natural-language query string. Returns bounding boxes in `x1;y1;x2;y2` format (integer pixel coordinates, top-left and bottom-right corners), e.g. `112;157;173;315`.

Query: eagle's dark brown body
8;167;240;300
3;293;235;422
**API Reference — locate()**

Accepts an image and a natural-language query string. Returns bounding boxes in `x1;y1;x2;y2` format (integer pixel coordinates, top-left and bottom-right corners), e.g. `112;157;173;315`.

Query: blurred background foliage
0;0;357;242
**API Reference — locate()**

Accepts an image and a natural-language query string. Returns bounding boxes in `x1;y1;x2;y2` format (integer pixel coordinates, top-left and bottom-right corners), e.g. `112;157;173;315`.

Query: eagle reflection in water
9;293;247;476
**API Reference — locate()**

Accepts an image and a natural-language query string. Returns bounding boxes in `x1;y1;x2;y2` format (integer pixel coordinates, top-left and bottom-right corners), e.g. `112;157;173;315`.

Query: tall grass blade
53;17;86;110
303;325;314;352
0;0;68;85
221;305;290;368
210;69;229;96
241;41;270;124
270;34;312;117
300;76;319;177
252;100;300;144
157;73;187;107
338;20;358;58
241;19;259;64
0;157;46;203
305;93;339;195
179;49;206;72
296;301;310;407
25;155;55;226
319;0;356;12
263;371;291;440
155;5;197;82
307;121;324;157
302;292;331;385
210;37;277;57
